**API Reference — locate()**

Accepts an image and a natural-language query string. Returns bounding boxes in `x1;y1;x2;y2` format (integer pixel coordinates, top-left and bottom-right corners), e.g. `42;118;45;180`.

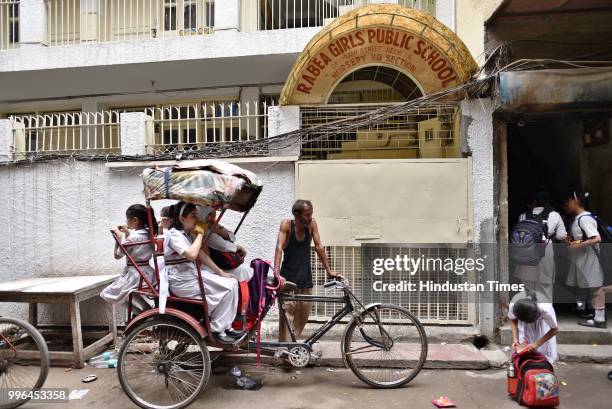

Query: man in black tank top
274;200;339;341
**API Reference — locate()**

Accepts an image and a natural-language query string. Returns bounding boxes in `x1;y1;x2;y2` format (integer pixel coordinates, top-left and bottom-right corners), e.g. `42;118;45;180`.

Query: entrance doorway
506;116;612;313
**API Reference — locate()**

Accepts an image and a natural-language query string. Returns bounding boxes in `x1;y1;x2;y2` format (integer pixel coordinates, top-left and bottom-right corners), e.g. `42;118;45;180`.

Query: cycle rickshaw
113;160;428;409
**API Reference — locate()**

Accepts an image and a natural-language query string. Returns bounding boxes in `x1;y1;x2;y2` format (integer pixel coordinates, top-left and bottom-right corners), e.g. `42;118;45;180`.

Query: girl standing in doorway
565;191;606;328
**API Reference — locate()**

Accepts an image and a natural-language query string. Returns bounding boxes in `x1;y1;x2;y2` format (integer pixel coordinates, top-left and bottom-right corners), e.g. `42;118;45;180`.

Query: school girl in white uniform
196;205;253;282
162;202;242;343
508;291;558;363
564;192;605;328
101;204;157;309
515;191;567;302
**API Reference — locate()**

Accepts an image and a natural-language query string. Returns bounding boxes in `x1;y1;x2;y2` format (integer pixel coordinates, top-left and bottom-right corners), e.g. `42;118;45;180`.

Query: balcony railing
142;100;273;155
0;1;19;50
46;0;214;47
10;111;121;158
240;0;435;31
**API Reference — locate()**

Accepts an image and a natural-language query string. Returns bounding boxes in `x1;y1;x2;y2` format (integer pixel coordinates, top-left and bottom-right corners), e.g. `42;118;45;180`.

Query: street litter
326;368;335;372
432;396;456;408
89;350;118;368
561;381;567;386
82;374;97;383
69;389;90;400
230;366;262;390
295;370;302;375
503;346;511;352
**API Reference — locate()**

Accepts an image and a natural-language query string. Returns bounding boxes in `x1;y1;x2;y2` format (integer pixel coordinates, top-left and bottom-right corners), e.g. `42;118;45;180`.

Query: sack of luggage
577;213;612;285
510;208;553;266
507;351;559;407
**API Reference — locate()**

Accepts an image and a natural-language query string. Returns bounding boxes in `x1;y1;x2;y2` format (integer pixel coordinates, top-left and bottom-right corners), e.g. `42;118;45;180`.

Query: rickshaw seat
166;299;207;323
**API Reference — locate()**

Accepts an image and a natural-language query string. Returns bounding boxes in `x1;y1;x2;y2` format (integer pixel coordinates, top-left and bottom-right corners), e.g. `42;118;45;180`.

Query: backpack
577;213;612;285
508;351;559;407
510;208;553;266
232;259;273;332
209;247;244;270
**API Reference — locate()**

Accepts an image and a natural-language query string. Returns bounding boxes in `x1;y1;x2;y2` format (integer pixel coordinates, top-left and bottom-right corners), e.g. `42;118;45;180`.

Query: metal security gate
309;246;474;324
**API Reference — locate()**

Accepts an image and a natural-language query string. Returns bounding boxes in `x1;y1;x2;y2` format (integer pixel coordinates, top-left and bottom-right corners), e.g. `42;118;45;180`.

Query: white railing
46;0;215;47
240;0;435;31
141;100;273;155
0;1;19;50
10;111;121;157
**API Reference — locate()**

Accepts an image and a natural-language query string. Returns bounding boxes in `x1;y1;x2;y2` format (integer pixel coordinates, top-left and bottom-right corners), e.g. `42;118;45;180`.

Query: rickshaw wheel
117;317;211;409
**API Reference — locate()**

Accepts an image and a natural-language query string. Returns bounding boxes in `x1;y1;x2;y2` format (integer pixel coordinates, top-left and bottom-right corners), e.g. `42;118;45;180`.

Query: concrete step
499;314;612;345
258;320;480;344
558;344;612;364
217;341;496;370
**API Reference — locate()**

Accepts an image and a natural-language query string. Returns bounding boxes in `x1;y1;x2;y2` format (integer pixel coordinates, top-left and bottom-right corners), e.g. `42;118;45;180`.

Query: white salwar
101;229;156;307
161;228;239;333
509;293;559;363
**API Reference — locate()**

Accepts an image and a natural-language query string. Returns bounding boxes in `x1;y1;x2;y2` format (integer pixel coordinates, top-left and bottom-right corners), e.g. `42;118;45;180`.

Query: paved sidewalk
24;362;612;409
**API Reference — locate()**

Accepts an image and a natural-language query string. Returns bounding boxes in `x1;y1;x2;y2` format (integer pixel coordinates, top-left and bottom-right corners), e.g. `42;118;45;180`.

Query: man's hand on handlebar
327;271;341;279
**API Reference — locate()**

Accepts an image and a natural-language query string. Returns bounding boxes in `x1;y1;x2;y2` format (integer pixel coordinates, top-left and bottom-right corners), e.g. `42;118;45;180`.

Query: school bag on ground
507;351;559;407
510;208;553;266
577;213;612;285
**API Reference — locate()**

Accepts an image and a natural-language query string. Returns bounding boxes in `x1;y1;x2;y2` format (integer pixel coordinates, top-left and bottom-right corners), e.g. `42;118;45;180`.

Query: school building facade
1;0;610;340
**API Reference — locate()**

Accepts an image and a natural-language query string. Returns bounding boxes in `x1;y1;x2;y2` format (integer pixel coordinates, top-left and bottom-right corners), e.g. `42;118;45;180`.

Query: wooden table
0;275;119;368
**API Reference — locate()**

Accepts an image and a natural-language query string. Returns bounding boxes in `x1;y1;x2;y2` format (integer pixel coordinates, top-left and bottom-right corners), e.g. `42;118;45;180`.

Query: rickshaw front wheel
117;317;211;409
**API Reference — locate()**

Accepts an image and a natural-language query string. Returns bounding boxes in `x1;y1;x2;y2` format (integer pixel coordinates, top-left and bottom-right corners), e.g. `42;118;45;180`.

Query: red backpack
508;351;559;407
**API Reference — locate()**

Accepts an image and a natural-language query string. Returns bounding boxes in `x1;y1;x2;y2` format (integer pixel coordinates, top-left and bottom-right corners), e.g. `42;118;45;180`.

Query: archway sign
280;4;478;106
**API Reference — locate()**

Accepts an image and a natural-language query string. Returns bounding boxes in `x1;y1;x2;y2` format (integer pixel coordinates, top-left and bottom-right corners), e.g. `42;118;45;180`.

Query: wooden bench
0;275;119;368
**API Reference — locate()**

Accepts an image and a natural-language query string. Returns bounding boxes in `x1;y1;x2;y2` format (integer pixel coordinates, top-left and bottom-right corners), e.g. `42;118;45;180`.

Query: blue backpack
510;209;552;266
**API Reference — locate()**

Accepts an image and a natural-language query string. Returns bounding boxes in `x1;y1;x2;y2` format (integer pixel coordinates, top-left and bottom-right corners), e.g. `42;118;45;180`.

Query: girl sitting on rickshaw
196;205;253;282
101;204;158;314
163;201;243;344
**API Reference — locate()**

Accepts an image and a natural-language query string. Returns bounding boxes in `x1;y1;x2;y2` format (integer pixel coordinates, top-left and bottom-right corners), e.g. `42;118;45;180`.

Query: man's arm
310;219;339;278
274;220;290;275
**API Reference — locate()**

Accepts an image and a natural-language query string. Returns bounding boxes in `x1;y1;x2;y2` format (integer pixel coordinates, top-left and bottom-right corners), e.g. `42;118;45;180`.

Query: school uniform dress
514;208;567;302
566;211;604;289
207;232;253;282
161;228;239;334
100;229;156;307
508;298;558;363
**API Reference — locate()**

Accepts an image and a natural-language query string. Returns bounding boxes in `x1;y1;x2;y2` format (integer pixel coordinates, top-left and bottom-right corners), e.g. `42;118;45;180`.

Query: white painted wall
461;98;495;336
0;28;319;73
0;159;295;323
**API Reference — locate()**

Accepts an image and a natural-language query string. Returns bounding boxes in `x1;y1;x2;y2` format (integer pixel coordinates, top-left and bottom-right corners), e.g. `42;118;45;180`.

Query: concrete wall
461;98;495;336
0;159;295;323
456;0;501;66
